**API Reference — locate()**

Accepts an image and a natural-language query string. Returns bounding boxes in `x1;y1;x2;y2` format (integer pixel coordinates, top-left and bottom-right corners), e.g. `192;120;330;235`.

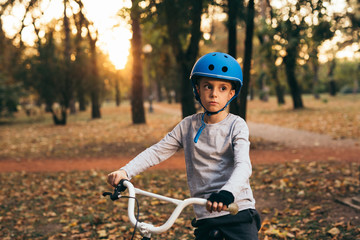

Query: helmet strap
193;99;233;143
193;93;238;143
194;113;206;143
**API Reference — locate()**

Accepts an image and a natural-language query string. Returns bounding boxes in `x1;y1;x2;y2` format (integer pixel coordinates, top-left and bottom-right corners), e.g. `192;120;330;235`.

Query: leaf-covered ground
0;94;359;239
1;95;359;161
0;161;359;239
0;103;181;160
247;94;360;140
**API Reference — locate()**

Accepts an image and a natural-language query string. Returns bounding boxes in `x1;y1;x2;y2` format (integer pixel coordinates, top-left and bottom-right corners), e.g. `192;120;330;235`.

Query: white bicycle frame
121;180;239;239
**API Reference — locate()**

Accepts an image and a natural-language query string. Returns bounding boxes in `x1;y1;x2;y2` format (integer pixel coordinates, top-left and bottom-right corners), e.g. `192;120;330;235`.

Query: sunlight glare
2;0;132;70
101;27;132;70
82;0;132;70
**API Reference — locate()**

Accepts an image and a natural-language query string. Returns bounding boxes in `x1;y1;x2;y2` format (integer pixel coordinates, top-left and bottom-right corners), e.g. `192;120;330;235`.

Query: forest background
0;0;359;124
0;0;359;239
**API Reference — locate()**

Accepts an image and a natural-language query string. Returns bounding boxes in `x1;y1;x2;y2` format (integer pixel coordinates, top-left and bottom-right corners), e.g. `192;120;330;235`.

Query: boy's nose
211;89;218;97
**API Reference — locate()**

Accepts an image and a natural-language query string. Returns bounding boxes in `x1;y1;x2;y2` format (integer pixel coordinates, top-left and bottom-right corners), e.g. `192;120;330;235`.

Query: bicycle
103;179;239;240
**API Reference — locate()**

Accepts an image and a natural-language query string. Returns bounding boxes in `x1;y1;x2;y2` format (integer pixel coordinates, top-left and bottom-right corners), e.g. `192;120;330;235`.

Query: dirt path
248;122;359;148
0;144;358;172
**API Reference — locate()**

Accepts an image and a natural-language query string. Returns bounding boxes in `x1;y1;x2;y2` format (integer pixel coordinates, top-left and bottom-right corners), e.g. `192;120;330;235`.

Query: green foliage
312;21;334;43
0;73;24;117
334;60;359;88
19;30;65;108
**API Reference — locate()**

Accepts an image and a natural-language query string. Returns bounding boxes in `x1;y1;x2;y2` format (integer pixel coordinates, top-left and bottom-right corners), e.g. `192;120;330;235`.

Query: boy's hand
206;190;234;213
206;201;228;213
107;170;128;187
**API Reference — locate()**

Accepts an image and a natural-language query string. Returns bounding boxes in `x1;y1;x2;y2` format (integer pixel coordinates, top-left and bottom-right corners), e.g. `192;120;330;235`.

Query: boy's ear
229;89;235;99
195;85;200;95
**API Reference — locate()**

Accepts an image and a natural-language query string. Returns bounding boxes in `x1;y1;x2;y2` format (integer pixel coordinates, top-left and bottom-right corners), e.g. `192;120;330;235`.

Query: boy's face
196;77;235;112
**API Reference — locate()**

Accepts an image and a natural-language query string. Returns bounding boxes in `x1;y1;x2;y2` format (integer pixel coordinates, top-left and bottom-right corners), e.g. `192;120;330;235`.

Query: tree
309;21;334;99
273;1;307;109
281;17;304;109
75;0;102;119
271;0;335;109
238;0;255;120
227;0;243;115
1;0;106;122
21;29;64;121
73;11;90;111
303;0;335;99
328;58;336;96
130;0;146;124
0;9;23;117
256;0;285;105
163;0;203;118
340;0;360;94
52;0;72;124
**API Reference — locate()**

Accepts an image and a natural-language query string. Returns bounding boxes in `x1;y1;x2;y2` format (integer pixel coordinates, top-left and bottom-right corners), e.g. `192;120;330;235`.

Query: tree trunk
283;50;304;109
57;0;71;125
275;84;285;104
50;107;67;125
130;0;146;124
88;37;101;118
156;81;163;102
77;0;102;119
165;0;201;118
312;49;320;99
91;90;101;118
115;78;121;106
228;0;238;58
78;91;86;111
271;65;285;104
328;58;336;96
179;62;196;117
74;9;86;112
228;0;241;115
239;0;255;121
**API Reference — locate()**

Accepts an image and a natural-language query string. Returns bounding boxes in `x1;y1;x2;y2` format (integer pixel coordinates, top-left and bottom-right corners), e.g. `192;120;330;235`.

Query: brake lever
102;179;128;201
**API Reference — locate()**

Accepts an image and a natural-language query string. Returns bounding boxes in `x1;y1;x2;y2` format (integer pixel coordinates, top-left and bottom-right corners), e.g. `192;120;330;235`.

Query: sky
1;0;132;70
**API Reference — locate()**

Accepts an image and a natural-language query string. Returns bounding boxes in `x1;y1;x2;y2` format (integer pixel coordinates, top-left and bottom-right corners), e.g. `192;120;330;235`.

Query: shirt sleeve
220;120;252;199
121;122;183;179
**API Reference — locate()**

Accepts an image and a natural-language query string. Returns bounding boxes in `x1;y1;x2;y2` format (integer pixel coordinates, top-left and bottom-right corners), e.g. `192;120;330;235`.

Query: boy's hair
194;77;236;90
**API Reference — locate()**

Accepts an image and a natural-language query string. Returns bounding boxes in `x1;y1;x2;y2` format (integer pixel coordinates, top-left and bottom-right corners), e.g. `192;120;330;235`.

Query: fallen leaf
328;227;340;236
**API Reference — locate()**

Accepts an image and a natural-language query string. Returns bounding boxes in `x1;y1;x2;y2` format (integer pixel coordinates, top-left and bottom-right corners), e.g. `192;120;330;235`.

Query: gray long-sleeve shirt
122;113;255;220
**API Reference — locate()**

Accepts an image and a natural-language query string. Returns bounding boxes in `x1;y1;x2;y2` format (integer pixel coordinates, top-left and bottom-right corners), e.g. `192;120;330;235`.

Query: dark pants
193;209;261;240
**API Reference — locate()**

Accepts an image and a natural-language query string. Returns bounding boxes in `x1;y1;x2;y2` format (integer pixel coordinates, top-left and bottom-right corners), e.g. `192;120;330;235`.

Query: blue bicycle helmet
190;52;243;111
190;52;243;143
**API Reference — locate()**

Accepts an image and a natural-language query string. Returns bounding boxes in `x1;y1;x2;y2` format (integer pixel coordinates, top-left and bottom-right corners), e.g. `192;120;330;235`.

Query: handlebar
103;180;239;238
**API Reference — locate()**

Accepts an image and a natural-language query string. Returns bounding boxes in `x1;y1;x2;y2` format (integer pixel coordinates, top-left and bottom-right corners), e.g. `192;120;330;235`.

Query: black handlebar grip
103;179;129;201
116;179;128;192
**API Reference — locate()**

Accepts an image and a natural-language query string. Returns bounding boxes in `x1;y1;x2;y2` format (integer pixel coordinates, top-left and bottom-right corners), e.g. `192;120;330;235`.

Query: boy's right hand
107;169;128;187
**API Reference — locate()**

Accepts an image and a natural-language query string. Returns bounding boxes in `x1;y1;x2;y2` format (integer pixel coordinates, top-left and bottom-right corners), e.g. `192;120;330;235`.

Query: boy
107;52;261;239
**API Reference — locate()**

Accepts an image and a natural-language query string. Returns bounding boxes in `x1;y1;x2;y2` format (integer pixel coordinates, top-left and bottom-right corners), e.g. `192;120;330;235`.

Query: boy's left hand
206;200;228;213
206;190;234;213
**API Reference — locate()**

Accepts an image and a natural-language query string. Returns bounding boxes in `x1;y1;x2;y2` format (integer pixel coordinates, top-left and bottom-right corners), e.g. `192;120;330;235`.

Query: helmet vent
208;64;215;70
222;66;228;72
